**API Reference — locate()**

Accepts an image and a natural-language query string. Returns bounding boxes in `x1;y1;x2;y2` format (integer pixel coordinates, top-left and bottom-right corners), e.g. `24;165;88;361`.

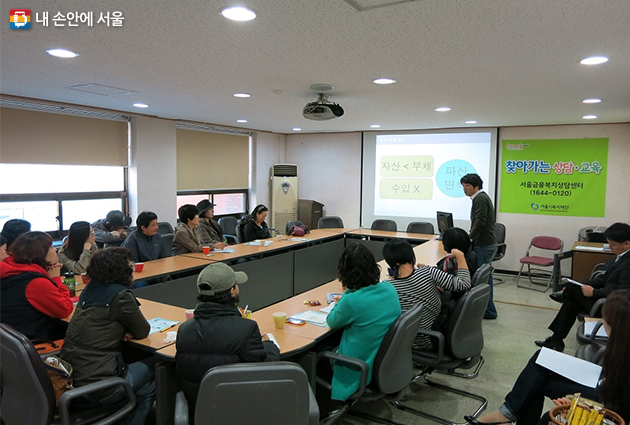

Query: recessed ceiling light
373;78;396;85
292;127;302;131
465;120;477;124
236;119;248;123
133;103;149;108
583;98;602;104
233;93;251;98
46;48;79;58
435;107;452;112
580;56;608;65
220;6;256;21
370;124;381;128
582;115;598;120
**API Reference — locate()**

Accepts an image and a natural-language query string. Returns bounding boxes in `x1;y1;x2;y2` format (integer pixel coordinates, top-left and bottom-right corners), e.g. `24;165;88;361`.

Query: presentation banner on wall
499;138;608;217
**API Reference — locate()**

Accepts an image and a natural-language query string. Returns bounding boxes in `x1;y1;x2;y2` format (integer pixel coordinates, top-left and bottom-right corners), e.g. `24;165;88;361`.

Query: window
0;164;127;235
176;190;247;218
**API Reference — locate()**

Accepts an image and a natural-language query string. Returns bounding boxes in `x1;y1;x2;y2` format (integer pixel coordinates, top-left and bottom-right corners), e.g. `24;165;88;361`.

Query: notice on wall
499;138;608;217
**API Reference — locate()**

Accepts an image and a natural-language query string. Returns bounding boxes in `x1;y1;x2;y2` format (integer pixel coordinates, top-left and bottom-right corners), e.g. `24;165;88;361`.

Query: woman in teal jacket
326;243;401;401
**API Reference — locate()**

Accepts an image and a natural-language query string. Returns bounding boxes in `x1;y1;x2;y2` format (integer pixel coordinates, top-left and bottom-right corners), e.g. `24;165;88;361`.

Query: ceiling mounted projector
303;93;344;121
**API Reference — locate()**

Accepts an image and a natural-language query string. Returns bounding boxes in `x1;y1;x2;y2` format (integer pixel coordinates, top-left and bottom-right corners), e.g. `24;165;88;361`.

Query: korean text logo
10;9;31;29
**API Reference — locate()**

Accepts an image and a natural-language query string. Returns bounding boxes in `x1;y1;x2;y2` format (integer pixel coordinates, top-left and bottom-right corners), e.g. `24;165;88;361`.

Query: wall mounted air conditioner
270;164;298;234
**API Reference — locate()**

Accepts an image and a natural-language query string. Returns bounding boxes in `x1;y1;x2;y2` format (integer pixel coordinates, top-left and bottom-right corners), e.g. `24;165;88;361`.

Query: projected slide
362;130;497;229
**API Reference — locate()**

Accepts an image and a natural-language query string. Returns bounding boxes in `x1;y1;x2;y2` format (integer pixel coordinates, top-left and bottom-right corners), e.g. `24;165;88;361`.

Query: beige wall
283;124;630;271
285;132;362;228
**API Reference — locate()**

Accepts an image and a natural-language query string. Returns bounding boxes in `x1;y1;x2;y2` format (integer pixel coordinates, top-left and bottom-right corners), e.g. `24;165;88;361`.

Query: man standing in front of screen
461;173;498;319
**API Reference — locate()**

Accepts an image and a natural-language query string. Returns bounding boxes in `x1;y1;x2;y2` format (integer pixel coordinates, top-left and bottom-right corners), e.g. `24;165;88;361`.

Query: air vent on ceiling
176;122;251;136
343;0;422;12
272;164;298;177
0;98;130;121
67;83;137;96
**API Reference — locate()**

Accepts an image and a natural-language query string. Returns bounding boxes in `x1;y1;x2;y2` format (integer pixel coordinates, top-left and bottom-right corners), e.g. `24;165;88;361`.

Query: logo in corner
530;203;539;211
10;9;31;29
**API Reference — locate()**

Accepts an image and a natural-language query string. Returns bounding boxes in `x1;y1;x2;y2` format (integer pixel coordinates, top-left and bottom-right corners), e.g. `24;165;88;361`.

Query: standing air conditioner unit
270;164;298;234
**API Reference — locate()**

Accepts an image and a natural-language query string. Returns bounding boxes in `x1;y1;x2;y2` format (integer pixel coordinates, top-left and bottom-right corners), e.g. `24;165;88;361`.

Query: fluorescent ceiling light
46;48;79;58
434;107;452;112
373;78;396;85
133;103;149;108
236;119;248;123
582;115;598;120
292;128;302;131
580;56;608;65
583;98;602;104
370;124;381;128
233;93;251;98
465;120;477;124
220;7;256;21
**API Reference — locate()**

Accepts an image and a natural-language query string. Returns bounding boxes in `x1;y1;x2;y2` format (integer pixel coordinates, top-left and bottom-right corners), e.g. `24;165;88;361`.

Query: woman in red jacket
0;231;73;340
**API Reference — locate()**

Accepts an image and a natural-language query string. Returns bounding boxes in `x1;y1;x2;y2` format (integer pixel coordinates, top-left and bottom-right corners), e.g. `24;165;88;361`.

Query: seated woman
242;204;272;243
60;247;155;425
383;238;471;349
122;211;170;262
173;204;203;255
468;289;630;425
437;227;478;277
0;231;73;340
196;200;226;250
326;243;401;401
58;221;98;274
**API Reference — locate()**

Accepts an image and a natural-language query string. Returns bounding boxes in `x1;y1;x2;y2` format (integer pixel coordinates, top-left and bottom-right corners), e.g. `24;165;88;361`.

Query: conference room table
151;239;446;425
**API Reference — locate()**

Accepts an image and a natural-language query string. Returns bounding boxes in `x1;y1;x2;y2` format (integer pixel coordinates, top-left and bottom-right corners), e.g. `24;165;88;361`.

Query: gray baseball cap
197;262;248;296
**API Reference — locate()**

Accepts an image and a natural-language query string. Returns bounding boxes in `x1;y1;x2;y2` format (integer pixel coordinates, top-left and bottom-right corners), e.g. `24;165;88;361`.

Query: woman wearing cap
196;200;226;250
58;221;98;274
91;210;132;247
242;204;272;243
60;247;155;425
173;204;204;255
175;262;280;413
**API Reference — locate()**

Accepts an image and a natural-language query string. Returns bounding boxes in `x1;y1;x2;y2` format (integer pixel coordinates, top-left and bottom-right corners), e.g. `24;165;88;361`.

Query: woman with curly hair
60;247;155;425
58;221;98;274
325;243;401;401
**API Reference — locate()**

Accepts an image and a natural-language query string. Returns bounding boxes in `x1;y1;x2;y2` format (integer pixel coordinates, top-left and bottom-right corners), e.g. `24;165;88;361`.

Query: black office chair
285;220;305;235
157;221;174;235
318;216;344;229
575;319;606;366
161;233;174;254
317;304;423;423
218;216;239;244
174;362;319;425
492;223;507;284
406;222;435;235
394;284;491;425
371;219;397;232
471;263;492;287
0;323;136;425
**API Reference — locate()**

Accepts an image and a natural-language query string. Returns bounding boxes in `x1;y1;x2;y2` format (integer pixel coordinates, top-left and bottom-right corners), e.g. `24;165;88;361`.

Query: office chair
394;284;491;425
161;233;174;253
516;236;564;292
174;362;319;425
218;216;239;244
575;320;606;365
406;222;435;235
318;216;344;229
317;304;423;425
471;263;492;287
157;221;174;235
371;219;397;232
285;220;305;235
0;323;136;425
492;223;507;284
